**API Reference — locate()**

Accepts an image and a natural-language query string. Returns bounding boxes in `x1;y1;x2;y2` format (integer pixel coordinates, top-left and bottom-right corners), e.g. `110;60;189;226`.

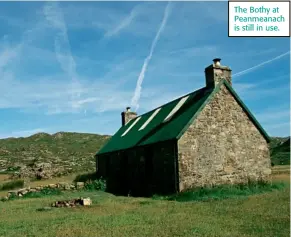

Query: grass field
0;172;289;237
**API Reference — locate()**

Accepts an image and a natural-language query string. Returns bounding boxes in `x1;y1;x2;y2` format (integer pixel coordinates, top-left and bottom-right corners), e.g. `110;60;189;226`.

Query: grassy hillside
0;132;110;176
270;137;290;165
0;133;289;179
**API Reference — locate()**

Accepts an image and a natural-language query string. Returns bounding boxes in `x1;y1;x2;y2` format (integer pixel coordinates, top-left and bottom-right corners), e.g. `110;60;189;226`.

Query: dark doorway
120;152;129;195
144;147;154;196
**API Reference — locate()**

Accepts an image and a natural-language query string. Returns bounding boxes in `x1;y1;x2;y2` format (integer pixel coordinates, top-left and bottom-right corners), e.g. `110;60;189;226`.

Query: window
163;95;190;122
121;116;141;136
138;108;161;131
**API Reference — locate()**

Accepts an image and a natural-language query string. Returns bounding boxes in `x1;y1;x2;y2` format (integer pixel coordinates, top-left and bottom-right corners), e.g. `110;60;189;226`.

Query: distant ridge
0;132;111;174
0;133;289;176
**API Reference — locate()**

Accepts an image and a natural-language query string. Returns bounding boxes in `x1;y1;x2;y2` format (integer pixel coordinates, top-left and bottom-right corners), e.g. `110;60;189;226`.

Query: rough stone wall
205;65;232;88
177;84;271;191
96;140;177;196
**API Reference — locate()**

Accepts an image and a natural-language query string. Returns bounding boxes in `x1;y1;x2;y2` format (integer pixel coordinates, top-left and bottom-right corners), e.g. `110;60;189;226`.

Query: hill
0;132;289;179
270;137;290;165
0;132;110;178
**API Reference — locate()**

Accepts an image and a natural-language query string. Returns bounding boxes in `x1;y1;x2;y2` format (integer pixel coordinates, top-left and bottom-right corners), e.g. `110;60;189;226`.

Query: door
145;147;154;196
120;152;129;195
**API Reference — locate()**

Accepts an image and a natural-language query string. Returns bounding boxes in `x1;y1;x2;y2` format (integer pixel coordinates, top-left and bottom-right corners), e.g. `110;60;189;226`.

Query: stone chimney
121;107;137;126
205;58;232;88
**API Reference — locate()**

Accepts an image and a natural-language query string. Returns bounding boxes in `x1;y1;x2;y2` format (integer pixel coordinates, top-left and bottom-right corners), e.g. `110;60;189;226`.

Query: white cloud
0;45;22;70
0;2;289;140
43;2;81;107
0;128;48;139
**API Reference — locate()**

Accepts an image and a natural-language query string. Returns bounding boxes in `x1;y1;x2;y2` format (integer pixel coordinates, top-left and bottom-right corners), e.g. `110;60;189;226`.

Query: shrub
0;180;24;191
6;166;21;172
74;172;97;183
84;178;106;191
152;180;287;202
23;187;62;198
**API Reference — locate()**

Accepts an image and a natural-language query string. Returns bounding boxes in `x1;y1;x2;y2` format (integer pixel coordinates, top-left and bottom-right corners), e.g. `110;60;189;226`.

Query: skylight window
138;108;161;131
121;117;141;136
163;95;190;122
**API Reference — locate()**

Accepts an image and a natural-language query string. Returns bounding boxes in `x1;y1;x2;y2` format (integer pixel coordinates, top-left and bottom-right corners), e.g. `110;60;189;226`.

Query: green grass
152;180;287;202
0;180;24;191
0;175;289;237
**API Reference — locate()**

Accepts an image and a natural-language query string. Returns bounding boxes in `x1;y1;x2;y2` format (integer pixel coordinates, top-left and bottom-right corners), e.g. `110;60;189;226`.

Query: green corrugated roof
97;86;213;155
96;80;270;155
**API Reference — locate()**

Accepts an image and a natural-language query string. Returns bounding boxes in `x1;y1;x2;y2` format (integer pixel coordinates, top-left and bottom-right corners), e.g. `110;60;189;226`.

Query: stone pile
3;181;85;200
51;197;92;207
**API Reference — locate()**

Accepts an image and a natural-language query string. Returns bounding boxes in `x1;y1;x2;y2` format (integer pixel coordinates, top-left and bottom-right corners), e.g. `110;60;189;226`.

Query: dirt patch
272;173;290;182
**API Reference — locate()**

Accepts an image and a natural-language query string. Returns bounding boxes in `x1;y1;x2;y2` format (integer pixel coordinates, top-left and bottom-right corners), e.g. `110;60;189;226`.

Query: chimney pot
205;58;232;88
213;58;221;66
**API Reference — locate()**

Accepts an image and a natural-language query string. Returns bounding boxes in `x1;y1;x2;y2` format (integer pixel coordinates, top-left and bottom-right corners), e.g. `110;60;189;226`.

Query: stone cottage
95;58;271;196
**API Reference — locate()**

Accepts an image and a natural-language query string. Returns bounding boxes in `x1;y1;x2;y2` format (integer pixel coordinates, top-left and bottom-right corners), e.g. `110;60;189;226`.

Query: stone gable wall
177;84;271;191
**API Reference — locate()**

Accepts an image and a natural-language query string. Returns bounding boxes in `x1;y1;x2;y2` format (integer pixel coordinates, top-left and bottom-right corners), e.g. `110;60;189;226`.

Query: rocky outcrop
10;162;72;180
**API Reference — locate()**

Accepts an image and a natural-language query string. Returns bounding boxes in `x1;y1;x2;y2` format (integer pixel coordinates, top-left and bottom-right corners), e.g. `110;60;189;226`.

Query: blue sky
0;1;290;138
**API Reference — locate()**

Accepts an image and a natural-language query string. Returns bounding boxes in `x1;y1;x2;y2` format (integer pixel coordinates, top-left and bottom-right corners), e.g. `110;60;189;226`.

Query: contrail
233;51;290;78
43;2;81;105
131;2;172;111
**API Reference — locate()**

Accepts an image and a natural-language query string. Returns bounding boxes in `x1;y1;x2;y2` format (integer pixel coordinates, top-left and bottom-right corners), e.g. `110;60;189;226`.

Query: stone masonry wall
177;84;271;191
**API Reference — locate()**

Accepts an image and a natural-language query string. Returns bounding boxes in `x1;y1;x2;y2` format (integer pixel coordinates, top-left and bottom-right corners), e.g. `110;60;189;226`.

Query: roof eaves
95;137;112;156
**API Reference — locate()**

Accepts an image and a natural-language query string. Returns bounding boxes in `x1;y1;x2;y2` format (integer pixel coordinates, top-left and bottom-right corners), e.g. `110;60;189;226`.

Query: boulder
57;182;71;190
48;184;57;188
82;198;92;206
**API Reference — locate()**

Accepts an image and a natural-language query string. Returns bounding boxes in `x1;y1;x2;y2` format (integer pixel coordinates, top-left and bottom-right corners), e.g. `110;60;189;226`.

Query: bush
153;180;287;202
74;172;97;183
6;166;21;172
84;178;106;191
23;188;62;198
0;180;24;191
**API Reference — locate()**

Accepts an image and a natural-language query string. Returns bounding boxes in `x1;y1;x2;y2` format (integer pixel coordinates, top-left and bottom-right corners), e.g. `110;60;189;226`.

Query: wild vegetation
153;180;287;202
0;180;24;191
0;132;110;178
0;133;289;180
270;137;290;165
